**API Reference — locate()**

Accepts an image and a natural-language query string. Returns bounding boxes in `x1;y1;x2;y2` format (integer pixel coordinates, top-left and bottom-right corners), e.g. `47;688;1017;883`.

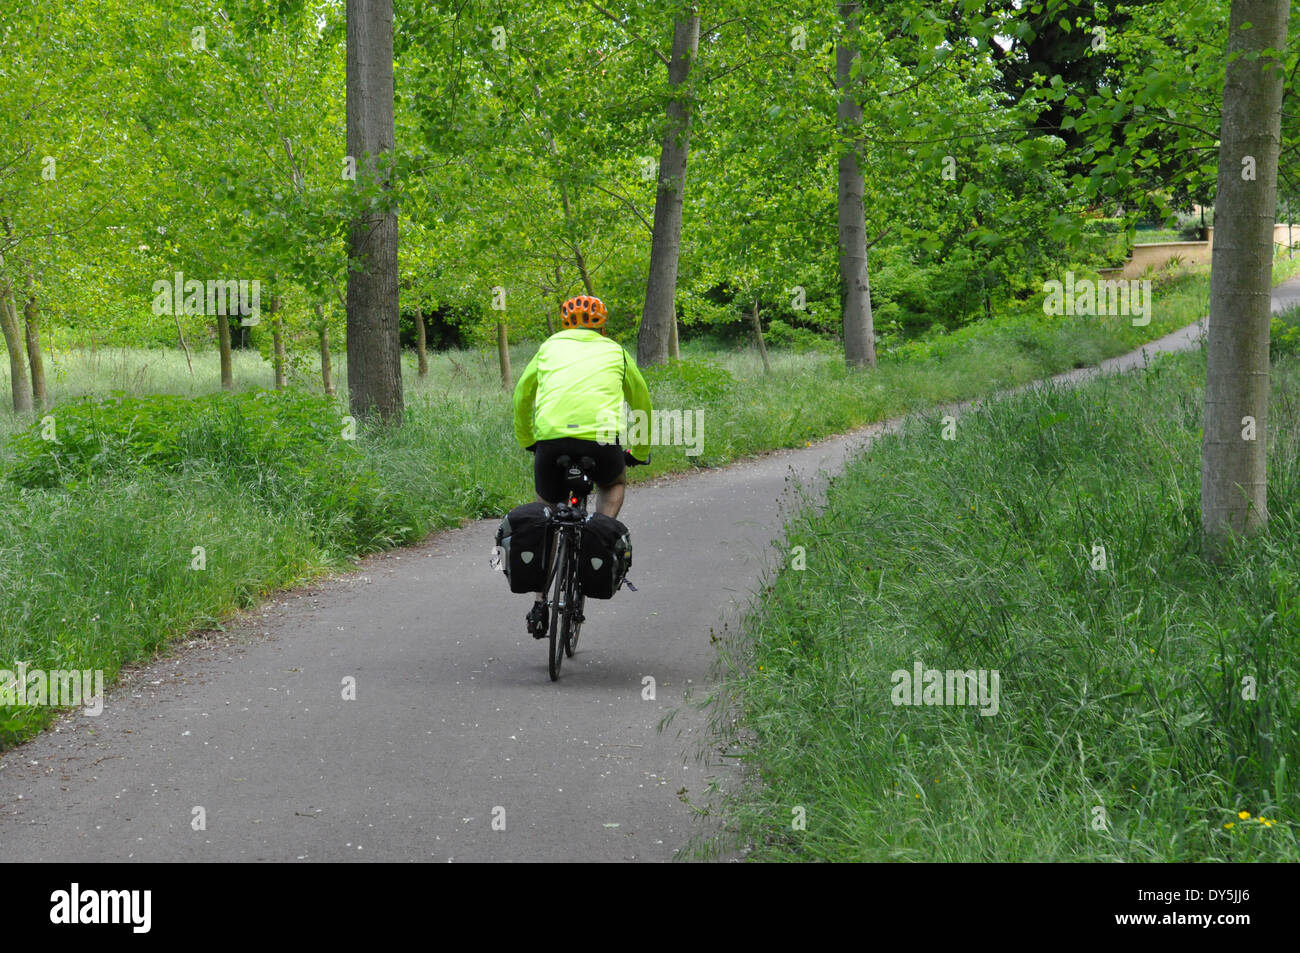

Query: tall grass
699;348;1300;861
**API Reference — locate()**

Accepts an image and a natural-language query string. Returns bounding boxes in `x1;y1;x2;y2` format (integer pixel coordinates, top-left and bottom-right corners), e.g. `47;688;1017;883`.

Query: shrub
6;389;399;550
765;318;838;354
1272;305;1300;359
641;357;736;404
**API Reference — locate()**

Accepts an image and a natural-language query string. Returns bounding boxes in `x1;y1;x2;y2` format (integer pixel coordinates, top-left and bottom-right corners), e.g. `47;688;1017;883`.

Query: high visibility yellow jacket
512;329;653;461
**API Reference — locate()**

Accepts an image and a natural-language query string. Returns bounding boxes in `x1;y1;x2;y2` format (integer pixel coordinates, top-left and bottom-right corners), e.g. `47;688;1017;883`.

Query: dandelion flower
1225;822;1235;830
1238;810;1251;820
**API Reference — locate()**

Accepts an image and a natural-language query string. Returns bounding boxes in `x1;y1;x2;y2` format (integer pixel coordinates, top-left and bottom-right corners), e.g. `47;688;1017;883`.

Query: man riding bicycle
512;294;652;638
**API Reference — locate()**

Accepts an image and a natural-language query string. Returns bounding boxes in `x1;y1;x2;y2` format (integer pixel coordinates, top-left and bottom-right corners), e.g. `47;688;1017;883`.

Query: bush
1272;305;1300;359
1082;216;1125;235
765;318;838;354
641;357;736;404
6;389;399;550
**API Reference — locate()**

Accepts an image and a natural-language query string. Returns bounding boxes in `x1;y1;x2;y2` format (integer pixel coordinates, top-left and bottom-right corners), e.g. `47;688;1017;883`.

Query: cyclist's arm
513;352;540;449
622;351;652;463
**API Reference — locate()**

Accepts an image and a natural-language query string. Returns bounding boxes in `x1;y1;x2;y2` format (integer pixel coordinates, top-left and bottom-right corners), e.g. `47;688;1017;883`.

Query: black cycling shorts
533;437;625;503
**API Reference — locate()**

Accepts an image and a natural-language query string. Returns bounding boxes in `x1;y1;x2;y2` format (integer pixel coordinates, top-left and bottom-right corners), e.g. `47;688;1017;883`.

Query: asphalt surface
3;281;1297;862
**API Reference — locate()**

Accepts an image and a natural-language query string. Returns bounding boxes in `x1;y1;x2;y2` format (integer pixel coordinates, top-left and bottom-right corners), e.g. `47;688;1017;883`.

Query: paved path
3;282;1295;861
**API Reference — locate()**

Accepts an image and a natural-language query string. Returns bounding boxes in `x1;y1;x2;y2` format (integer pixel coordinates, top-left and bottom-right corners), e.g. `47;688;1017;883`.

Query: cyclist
512;294;652;637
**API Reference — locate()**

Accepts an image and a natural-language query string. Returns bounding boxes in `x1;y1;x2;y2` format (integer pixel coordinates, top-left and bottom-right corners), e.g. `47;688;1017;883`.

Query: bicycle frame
544;456;593;681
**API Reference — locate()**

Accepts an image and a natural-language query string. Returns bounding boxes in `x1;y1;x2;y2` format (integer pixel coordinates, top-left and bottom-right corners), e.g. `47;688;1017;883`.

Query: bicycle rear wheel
548;534;568;681
565;588;584;657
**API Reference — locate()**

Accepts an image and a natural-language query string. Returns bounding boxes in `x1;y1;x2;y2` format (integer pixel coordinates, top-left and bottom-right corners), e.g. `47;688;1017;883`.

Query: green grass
700;347;1300;862
1;258;1297;749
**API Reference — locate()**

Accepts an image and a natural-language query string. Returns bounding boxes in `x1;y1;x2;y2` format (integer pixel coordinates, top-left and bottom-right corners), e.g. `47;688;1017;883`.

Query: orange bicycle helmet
560;295;608;329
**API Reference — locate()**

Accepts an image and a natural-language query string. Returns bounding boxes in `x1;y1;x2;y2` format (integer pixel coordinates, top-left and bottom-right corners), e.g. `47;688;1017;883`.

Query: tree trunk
174;312;194;376
669;313;680;360
21;273;45;410
346;0;403;423
0;281;33;413
217;315;234;391
751;297;771;373
415;309;428;377
497;319;512;390
272;321;286;389
270;294;286;390
575;247;594;296
316;304;336;396
547;268;561;335
1200;0;1289;547
637;12;700;368
836;2;877;369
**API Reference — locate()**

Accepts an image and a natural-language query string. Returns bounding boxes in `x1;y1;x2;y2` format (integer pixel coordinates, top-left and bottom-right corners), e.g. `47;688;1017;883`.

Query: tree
836;2;876;368
638;8;701;367
0;262;32;412
211;3;351;396
0;0;136;410
1046;1;1233;224
346;0;403;422
1200;0;1289;546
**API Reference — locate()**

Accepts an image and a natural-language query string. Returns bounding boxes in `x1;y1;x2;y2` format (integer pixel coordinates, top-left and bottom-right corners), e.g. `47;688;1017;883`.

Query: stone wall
1099;224;1298;279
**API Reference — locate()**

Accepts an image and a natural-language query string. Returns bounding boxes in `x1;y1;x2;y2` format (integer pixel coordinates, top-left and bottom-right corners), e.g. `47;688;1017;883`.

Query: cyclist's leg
584;438;628;518
594;472;626;518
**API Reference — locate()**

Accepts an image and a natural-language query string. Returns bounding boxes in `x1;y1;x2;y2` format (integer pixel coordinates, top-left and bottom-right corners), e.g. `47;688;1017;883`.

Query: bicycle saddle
554;454;596;500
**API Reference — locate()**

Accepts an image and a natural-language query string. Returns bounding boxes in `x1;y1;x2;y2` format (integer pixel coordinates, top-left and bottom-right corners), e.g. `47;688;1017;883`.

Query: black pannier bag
579;513;632;599
494;502;553;593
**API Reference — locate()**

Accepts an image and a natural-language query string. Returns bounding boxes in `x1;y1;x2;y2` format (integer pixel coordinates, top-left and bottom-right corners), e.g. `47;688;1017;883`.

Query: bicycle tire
565;587;584;657
548;533;568;681
565;501;589;658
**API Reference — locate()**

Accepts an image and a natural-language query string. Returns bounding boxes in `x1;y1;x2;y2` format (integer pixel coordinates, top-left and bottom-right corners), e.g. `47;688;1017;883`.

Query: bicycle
543;454;594;681
538;450;645;681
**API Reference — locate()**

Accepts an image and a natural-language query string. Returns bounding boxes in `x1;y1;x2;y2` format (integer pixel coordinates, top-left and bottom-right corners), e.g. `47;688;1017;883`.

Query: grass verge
699;346;1300;861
